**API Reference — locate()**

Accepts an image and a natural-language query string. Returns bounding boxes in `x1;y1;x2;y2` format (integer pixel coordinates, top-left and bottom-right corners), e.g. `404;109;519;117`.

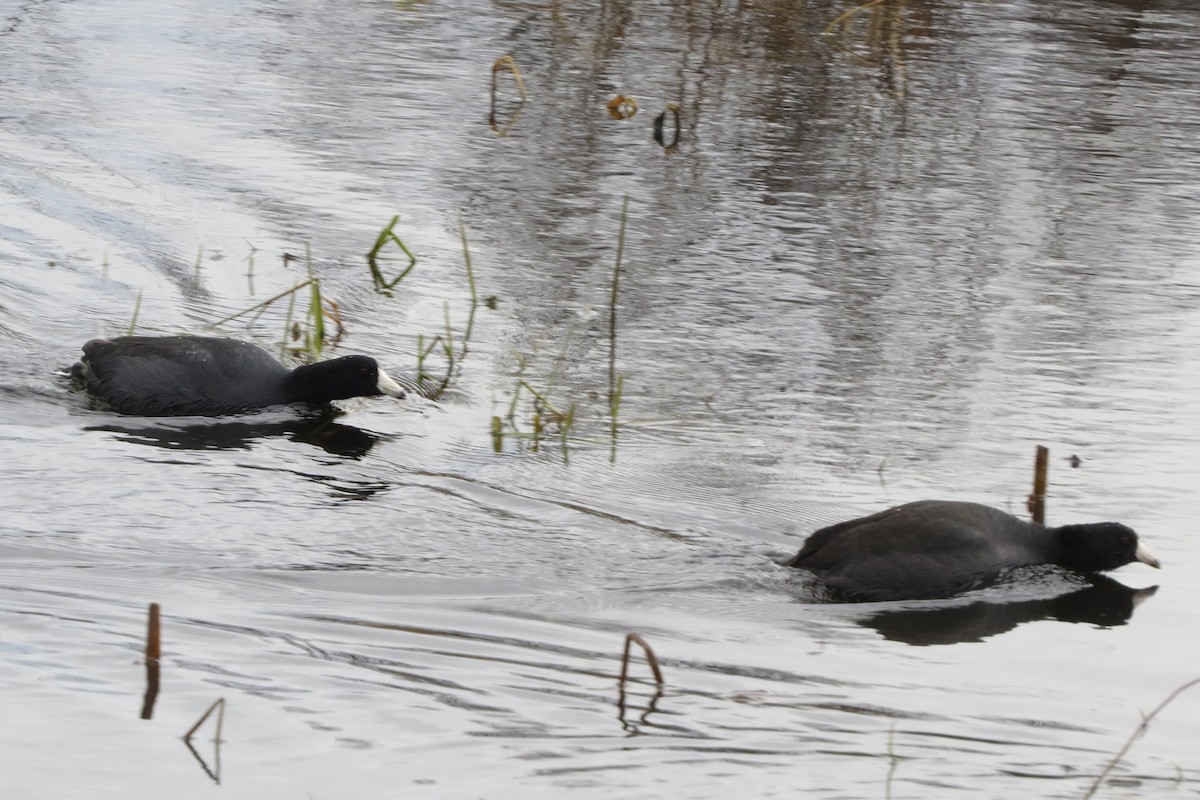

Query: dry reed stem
823;0;887;33
145;602;160;662
1082;677;1200;799
184;698;226;743
140;603;161;720
619;633;664;687
1028;444;1049;524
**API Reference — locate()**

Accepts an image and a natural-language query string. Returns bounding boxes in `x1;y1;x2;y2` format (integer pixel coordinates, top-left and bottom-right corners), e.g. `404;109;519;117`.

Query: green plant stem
282;287;298;359
517;380;567;419
609;196;629;462
305;243;323;357
127;290;142;336
459;215;478;305
367;214;417;291
208;279;316;328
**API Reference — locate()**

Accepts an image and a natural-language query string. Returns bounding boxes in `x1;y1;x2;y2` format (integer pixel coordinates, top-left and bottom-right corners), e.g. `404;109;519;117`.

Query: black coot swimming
72;335;406;416
784;500;1160;602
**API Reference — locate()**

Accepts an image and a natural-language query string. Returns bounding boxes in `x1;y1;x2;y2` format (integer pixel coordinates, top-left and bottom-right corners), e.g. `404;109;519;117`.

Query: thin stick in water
127;290;143;336
184;698;226;743
619;632;664;687
208;279;316;328
1082;677;1200;799
140;602;161;720
145;602;160;663
1028;444;1049;524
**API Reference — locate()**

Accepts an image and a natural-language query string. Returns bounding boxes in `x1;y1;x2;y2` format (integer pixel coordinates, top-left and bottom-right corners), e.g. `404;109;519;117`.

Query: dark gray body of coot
73;335;405;416
785;500;1159;602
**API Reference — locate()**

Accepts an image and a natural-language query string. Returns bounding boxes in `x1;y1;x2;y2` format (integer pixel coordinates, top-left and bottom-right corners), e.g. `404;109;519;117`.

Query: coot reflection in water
86;415;385;459
858;574;1158;646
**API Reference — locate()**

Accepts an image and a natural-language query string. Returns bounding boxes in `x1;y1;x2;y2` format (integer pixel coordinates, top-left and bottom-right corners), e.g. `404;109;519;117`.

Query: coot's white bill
376;367;405;399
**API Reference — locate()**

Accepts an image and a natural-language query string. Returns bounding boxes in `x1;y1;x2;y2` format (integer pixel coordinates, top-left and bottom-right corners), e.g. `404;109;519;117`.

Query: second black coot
73;335;406;416
784;500;1159;602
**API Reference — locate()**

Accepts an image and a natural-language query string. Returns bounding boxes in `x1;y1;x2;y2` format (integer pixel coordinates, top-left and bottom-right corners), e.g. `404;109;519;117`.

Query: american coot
784;500;1160;602
73;335;405;416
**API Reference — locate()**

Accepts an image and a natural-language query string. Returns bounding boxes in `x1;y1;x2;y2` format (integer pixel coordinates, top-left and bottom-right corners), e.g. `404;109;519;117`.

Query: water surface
2;0;1198;797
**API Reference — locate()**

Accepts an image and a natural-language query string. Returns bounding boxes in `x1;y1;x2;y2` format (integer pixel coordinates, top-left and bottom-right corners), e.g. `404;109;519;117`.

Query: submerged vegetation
490;195;630;462
205;248;332;362
176;194;631;462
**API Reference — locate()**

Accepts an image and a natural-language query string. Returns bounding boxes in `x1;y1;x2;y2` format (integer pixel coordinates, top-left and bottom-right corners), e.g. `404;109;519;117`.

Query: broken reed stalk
416;333;442;382
489;56;529;136
140;602;161;720
184;698;226;743
1082;677;1200;800
208;279;317;328
1028;444;1049;524
145;602;161;662
491;55;527;101
619;632;664;687
608;196;629;463
366;214;417;291
491;414;504;452
517;380;568;420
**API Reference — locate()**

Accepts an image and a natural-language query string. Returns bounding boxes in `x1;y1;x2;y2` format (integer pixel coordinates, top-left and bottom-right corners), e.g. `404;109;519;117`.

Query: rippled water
2;0;1199;797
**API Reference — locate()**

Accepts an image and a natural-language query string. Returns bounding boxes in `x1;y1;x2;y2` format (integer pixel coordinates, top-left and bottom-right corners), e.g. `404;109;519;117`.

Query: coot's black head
1055;522;1160;573
284;355;406;404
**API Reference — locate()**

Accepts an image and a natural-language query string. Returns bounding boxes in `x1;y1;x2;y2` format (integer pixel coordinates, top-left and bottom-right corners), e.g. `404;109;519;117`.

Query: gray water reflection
87;415;386;458
857;575;1159;647
3;0;1200;797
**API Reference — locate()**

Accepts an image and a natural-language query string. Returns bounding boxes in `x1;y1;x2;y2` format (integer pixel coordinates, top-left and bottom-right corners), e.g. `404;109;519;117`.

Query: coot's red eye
1121;535;1131;546
361;367;371;377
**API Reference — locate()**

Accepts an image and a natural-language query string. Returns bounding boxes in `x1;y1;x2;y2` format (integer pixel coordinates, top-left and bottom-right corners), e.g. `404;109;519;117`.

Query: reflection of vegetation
492;346;578;462
823;0;887;34
490;55;528;136
821;0;920;99
183;697;225;784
